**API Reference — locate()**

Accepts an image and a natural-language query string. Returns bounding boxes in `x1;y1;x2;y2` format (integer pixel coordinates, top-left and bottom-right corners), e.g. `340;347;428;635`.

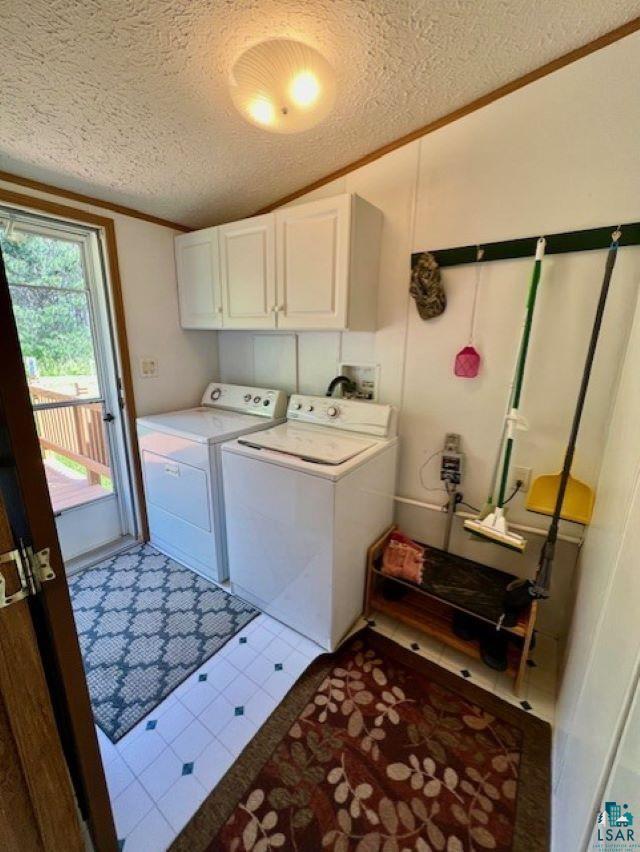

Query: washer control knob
243;393;252;402
291;402;302;410
327;406;339;418
253;395;261;404
210;388;221;400
263;399;270;406
305;404;314;412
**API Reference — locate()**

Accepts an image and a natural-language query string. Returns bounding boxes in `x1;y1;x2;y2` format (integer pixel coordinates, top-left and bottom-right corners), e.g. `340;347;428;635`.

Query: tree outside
2;229;98;377
1;227;112;497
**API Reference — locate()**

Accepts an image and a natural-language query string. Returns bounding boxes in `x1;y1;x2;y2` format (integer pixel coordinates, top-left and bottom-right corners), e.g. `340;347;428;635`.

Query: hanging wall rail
413;220;640;269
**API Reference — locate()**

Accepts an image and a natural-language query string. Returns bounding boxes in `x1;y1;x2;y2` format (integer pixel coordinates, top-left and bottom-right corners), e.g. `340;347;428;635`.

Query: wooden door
175;227;222;329
275;194;351;330
219;213;276;329
0;500;84;851
0;244;117;851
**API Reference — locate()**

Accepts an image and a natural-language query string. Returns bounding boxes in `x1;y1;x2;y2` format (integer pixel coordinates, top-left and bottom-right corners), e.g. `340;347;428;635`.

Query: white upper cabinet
175;227;222;329
219;214;276;329
276;195;350;330
175;194;382;331
276;194;382;331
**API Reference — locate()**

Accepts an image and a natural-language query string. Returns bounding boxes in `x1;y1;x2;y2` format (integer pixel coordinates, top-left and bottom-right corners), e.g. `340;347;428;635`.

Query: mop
504;228;621;613
477;336;519;520
464;237;546;552
478;258;541;521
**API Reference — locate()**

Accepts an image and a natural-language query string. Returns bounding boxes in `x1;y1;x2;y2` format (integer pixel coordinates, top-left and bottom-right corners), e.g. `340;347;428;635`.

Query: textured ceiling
1;1;639;227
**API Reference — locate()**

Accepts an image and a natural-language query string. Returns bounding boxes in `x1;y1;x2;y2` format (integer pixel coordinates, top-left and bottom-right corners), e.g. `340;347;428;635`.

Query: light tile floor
100;609;557;850
363;611;558;725
98;612;324;851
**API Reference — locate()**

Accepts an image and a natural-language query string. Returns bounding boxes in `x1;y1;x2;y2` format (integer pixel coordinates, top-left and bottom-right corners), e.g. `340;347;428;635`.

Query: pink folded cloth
381;531;424;585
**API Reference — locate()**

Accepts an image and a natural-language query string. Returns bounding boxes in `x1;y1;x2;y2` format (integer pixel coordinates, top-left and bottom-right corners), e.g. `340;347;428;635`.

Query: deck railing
29;385;111;484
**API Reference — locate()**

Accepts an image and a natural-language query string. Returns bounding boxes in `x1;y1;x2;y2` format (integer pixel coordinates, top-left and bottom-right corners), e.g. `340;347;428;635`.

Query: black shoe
502;579;533;626
480;630;509;671
452;611;482;641
380;579;408;601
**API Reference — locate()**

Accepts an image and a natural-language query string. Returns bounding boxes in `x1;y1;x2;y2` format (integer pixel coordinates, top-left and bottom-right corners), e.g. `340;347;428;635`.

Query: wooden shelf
370;566;529;637
369;589;522;677
364;527;537;696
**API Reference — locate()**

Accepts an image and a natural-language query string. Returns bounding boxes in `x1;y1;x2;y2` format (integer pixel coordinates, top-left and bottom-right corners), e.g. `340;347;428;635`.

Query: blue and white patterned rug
68;544;258;742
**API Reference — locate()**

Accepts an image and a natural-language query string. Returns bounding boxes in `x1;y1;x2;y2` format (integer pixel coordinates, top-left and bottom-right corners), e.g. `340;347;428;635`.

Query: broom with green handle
465;237;546;551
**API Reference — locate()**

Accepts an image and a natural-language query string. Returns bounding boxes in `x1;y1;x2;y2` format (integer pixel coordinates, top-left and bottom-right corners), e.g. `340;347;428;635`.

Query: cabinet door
219;214;276;329
276;195;351;330
175;228;222;329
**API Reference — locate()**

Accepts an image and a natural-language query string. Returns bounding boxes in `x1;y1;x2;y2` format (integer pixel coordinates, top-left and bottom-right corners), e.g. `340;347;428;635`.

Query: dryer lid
137;408;270;443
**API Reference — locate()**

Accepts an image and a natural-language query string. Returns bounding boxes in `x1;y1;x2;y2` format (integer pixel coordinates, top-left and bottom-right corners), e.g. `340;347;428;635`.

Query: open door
0;204;139;563
0;242;117;849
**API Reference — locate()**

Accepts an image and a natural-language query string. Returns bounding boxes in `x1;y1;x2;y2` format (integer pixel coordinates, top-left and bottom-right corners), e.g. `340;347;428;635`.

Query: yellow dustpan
526;472;595;525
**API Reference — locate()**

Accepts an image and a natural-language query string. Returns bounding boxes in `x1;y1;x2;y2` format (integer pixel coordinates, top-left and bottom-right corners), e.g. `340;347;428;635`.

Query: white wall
218;31;640;639
552;286;640;851
596;672;640;844
0;178;219;416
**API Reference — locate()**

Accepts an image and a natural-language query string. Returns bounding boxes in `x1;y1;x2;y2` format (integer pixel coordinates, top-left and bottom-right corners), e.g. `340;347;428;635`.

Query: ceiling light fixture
290;71;320;107
230;39;336;134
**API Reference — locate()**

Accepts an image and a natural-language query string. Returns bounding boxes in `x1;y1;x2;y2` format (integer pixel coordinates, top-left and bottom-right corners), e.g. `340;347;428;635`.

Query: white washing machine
136;383;287;583
221;394;398;649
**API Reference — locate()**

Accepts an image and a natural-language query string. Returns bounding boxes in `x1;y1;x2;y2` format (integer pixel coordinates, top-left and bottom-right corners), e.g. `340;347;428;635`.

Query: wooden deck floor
44;461;111;512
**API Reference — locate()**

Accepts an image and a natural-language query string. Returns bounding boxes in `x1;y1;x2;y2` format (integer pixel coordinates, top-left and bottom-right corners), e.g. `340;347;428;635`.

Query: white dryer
221;395;398;650
136;383;287;583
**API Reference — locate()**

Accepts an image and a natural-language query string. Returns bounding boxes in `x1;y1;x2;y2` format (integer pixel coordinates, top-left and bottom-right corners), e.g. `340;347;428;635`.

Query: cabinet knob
217;306;223;314
271;305;277;313
277;305;284;312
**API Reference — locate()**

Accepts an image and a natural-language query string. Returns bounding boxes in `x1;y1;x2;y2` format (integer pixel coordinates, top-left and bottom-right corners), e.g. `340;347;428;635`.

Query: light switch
140;357;159;378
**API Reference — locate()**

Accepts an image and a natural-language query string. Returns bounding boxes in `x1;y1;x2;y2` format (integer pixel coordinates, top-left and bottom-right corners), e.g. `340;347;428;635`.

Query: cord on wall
398;140;423;418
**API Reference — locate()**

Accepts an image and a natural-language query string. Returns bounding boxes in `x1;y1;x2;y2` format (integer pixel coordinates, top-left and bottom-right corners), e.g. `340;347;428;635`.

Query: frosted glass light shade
230;39;336;134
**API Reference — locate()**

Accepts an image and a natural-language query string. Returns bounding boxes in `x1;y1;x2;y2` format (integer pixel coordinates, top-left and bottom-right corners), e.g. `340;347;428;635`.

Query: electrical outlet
511;465;531;492
140;357;159;378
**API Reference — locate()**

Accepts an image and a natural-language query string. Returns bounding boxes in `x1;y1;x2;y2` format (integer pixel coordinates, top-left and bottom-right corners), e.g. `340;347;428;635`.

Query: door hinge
0;546;55;609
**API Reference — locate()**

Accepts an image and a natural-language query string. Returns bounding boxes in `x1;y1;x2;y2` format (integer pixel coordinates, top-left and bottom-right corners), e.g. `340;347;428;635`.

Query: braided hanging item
410;252;446;320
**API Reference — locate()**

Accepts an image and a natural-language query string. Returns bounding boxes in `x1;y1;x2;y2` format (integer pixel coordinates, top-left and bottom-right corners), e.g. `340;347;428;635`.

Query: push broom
504;228;621;614
464;237;546;552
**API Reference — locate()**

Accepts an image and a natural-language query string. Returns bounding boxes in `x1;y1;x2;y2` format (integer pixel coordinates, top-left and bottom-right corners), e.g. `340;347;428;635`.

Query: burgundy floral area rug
172;630;550;852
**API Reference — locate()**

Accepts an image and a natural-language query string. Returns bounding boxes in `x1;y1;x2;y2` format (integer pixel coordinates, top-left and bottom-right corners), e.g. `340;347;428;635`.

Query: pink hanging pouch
454;248;483;378
454;345;481;378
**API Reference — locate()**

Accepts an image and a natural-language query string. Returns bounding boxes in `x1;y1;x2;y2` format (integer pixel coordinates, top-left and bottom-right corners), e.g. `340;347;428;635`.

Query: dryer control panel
287;395;396;437
201;383;288;418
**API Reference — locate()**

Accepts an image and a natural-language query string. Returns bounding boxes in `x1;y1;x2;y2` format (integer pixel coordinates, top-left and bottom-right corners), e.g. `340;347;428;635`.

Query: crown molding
255;16;640;214
0;170;190;232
